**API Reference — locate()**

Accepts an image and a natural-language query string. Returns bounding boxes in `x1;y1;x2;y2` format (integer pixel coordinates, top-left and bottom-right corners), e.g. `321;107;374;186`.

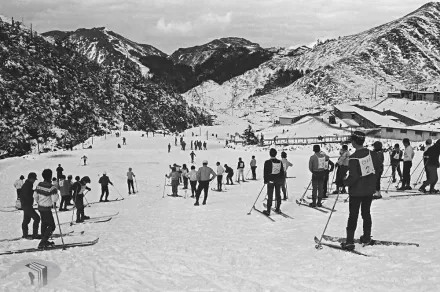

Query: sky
0;0;433;54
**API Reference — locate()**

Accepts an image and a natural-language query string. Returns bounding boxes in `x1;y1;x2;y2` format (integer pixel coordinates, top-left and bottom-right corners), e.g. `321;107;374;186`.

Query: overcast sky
0;0;432;54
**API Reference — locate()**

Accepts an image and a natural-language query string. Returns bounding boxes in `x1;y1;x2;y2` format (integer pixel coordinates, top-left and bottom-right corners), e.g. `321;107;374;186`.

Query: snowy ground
0;131;439;292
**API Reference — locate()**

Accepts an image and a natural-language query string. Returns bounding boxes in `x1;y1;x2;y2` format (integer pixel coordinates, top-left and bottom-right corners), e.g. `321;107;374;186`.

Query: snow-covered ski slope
0;131;439;291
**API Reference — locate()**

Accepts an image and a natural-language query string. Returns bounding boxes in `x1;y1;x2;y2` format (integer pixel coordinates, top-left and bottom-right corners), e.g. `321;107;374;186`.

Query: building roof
342;119;360;127
382;124;440;132
279;116;296;119
334;104;403;127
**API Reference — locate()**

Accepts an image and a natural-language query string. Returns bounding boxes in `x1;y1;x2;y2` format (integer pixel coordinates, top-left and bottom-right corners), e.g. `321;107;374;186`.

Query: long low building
334;104;403;128
380;125;440;141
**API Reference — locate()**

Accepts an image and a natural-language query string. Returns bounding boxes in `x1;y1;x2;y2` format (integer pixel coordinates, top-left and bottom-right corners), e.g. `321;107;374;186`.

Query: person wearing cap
224;164;234;185
308;145;330;207
74;176;91;223
373;141;384;199
237;158;246;182
333;145;350;194
250;156;257;180
390;144;403;183
13;175;25;200
419;139;440;193
194;160;216;206
398;138;415;190
263;148;285;215
341;131;380;250
127;167;136;194
34;169;59;248
20;172;41;240
280;152;293;200
216;162;225;191
98;172;113;202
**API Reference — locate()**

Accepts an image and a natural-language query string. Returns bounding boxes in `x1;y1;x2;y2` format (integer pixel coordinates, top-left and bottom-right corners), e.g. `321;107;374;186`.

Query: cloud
156;12;232;35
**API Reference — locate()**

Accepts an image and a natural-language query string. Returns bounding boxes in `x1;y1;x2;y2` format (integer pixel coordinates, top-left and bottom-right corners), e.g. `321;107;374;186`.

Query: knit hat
351;131;365;145
202;160;208;164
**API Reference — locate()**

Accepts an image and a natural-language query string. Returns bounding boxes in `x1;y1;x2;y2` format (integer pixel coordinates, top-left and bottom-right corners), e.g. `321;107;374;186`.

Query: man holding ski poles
263;148;285;216
419;139;440;193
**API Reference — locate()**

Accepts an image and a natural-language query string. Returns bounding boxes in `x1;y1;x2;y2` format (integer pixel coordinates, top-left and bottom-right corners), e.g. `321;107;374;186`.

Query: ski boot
418;187;427;193
309;201;317;208
316;198;323;207
360;234;372;245
83;216;90;220
194;201;199;206
341;242;355;251
32;234;42;240
274;208;281;214
405;185;412;190
262;210;271;216
429;189;439;194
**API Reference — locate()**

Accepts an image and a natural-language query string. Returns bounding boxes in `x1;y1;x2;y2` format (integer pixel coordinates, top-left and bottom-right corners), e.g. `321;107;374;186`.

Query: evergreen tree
242;125;258;145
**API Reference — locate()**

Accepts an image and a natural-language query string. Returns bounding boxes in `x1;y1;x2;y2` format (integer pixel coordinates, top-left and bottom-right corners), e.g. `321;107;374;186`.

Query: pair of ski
0;238;99;255
296;199;330;213
253;205;293;222
87;198;124;206
211;188;227;192
167;194;183;198
128;191;138;196
60;212;119;226
0;231;85;243
316;235;419;257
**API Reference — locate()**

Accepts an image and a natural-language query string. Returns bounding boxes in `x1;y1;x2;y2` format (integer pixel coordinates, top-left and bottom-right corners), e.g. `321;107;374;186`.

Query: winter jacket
127;171;135;180
33;181;59;211
281;158;293;173
250;159;257;167
187;170;198;181
196;166;216;182
403;145;415;162
181;168;189;178
374;150;384;173
56;166;64;176
20;179;35;207
217;165;225;176
343;148;380;197
56;179;70;197
424;143;440;167
225;166;234;177
309;152;330;174
13;179;24;189
237;161;245;169
98;175;113;186
337;150;350;166
390;149;403;166
263;158;285;184
167;171;180;181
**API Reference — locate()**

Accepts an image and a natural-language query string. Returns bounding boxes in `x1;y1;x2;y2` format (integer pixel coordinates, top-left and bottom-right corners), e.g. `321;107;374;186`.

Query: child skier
166;167;180;196
33;169;59;249
190;151;196;163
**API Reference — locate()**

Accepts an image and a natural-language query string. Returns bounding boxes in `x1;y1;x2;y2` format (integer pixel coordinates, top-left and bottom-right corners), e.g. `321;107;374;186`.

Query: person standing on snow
166;167;180;196
398;138;415;190
224;164;234;185
390;144;403;183
122;137;126;145
333;145;350;194
14;175;25;201
33;169;59;249
322;155;335;198
308;145;330;207
20;172;41;240
72;176;91;223
216;162;225;191
56;175;71;211
373;141;384;199
181;164;189;189
263;148;285;216
250;156;257;180
56;164;64;181
190;151;196;163
203;141;207;150
194;160;216;206
237;158;246;182
419;139;440;193
191;140;193;150
81;155;88;166
341;131;380;250
422;138;433;185
127;167;136;194
98;172;113;202
280;152;293;200
187;166;198;198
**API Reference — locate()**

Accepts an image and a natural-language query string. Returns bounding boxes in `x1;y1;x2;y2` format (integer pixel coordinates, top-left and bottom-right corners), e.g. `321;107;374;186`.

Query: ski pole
410;158;423;176
414;167;426;186
315;189;341;249
134;177;138;193
298;179;312;204
246;169;250;180
53;202;66;249
162;177;166;198
247;184;266;215
285;179;289;200
111;185;124;199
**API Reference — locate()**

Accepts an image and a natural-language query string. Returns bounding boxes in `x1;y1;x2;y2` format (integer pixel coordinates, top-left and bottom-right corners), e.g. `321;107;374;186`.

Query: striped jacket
33;181;59;211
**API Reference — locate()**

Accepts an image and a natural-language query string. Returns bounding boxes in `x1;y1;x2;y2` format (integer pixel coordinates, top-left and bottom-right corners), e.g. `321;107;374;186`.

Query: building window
386;128;393;133
400;129;407;133
415;131;423;135
430;132;437;137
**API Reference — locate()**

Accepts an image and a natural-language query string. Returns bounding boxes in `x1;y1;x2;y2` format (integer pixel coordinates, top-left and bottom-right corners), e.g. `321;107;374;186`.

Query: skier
56;175;70;211
322;156;335;198
398;138;414;190
419;139;440;193
308;145;330;207
123;137;126;145
203;141;207;150
166;167;180;196
281;152;293;200
66;175;74;205
263;148;285;216
181;164;189;189
373;141;384;199
250;156;257;180
13;175;25;200
20;172;41;239
187;166;198;197
341;131;380;250
237;157;246;182
191;140;193;150
168;143;171;153
194;160;216;206
333;144;350;194
81;155;88;166
216;162;225;191
175;136;177;146
98;172;114;202
127;167;136;194
423;138;433;184
56;164;64;181
33;169;59;249
190;151;196;163
390;144;403;183
118;144;121;148
72;176;91;223
71;176;80;203
224;164;234;185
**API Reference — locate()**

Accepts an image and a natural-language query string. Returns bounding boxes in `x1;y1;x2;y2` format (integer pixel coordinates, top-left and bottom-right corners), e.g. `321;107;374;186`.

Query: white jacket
403;145;415;161
217;165;225;175
14;179;24;189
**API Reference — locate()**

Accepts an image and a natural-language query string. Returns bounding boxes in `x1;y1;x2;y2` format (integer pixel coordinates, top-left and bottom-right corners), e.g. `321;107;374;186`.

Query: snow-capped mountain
184;2;440;124
171;37;262;67
42;27;166;77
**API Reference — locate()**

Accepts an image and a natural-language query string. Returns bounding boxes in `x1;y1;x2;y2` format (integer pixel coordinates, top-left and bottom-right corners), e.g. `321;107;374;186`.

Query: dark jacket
326;160;335;172
390;150;402;166
237;161;245;169
424;143;440;167
56;166;64;176
20;180;35;207
263;158;285;184
98;175;112;186
374;149;384;173
343;148;380;197
225;166;234;176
